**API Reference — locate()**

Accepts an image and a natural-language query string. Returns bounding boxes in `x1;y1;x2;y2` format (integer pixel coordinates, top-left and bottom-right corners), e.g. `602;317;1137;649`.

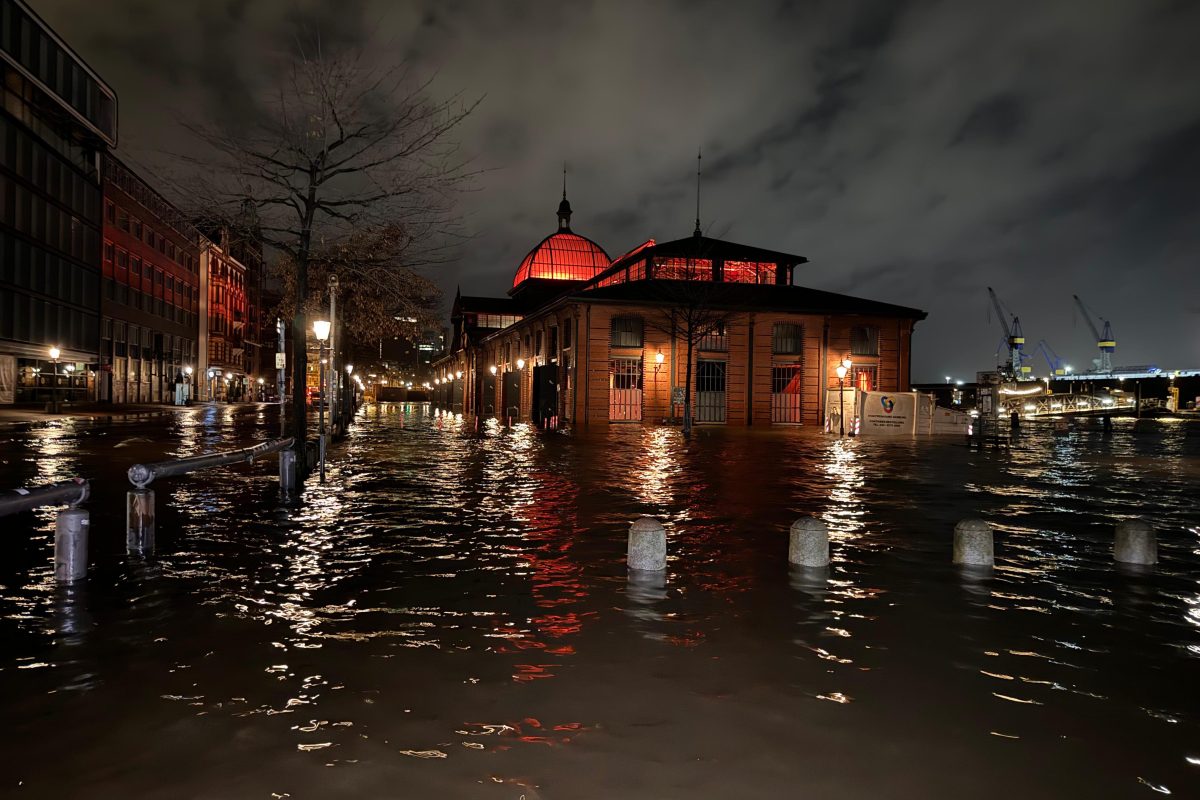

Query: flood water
1;404;1198;798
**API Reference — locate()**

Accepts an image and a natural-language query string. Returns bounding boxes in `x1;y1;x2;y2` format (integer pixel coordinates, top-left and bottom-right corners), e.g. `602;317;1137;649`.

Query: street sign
275;352;286;369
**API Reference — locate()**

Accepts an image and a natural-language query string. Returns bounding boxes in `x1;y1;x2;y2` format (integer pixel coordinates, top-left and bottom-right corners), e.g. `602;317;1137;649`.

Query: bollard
788;517;830;567
953;519;994;566
54;507;90;582
127;488;155;555
279;448;296;494
628;517;666;571
1114;519;1156;565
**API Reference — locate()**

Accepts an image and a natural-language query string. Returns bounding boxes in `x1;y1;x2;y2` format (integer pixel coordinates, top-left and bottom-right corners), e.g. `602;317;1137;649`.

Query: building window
850;326;879;356
700;321;727;351
118;208;129;231
563;322;572;349
105;201;115;223
853;365;876;392
132;218;142;238
723;260;776;284
652;257;713;281
610;316;643;348
548;327;558;359
534;330;543;356
772;323;803;355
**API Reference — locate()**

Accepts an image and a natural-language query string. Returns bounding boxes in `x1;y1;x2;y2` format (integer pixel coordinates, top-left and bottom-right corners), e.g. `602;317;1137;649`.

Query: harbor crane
1072;295;1116;374
988;287;1031;381
1035;340;1069;376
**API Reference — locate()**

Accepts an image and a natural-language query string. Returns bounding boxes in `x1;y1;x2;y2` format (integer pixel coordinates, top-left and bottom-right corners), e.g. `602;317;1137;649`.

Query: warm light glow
455;370;463;379
65;364;75;373
516;358;526;370
999;384;1046;396
841;357;853;370
313;319;331;341
489;365;497;375
184;366;193;375
257;377;265;384
225;372;232;380
48;346;60;360
512;231;610;288
655;351;665;364
346;364;354;374
835;365;848;380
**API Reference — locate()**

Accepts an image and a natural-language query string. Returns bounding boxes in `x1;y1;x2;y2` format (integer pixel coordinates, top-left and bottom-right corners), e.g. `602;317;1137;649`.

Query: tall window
610;316;643;348
850;326;879;356
772;323;803;355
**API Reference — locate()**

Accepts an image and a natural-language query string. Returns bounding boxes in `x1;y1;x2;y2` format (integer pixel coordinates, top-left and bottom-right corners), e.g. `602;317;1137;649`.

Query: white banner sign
275;352;286;369
859;391;918;435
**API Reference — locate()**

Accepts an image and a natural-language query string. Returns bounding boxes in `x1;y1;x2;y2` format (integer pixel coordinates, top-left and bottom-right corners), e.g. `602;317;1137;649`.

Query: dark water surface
1;405;1198;798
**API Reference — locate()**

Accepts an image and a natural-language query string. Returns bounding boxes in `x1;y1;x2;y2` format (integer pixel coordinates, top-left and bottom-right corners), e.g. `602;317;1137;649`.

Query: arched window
850;326;879;356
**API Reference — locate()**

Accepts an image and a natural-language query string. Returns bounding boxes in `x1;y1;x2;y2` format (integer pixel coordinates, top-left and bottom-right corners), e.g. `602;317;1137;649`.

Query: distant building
433;192;925;426
0;0;116;404
198;233;251;401
99;156;200;403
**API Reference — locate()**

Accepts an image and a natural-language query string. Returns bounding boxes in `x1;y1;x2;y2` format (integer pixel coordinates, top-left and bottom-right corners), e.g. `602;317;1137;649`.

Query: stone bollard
628;517;666;571
1114;519;1156;565
953;519;994;566
54;507;90;582
127;488;156;555
279;448;297;494
788;517;830;567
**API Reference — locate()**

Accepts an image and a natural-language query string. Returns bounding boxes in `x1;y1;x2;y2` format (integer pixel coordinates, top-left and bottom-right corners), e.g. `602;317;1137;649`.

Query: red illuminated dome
511;192;610;288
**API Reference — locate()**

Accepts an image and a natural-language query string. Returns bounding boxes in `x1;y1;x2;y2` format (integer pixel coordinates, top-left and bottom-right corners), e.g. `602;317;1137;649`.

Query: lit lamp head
48;346;61;360
489;365;497;375
655;351;665;364
835;364;848;380
257;377;264;385
65;363;75;373
841;357;853;370
184;366;193;376
455;370;463;379
225;372;232;380
346;364;354;375
434;378;440;385
516;358;525;370
313;319;331;342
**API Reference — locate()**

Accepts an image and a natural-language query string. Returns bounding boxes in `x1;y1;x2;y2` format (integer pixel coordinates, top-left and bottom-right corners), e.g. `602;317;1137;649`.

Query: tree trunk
289;261;308;473
683;335;694;436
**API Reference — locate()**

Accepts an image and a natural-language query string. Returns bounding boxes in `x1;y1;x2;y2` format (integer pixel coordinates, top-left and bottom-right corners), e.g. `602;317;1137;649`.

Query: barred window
850;326;879;356
772;323;803;355
610;316;643;348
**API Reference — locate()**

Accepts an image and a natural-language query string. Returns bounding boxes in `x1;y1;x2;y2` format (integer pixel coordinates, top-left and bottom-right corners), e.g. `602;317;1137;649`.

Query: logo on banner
880;396;895;414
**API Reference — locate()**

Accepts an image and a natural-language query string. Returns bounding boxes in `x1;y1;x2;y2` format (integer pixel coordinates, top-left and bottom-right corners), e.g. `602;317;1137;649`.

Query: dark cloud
36;0;1200;378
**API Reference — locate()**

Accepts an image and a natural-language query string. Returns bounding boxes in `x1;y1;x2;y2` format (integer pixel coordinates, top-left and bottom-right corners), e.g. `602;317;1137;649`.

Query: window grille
772;323;803;355
609;357;643;421
771;363;803;423
695;360;727;423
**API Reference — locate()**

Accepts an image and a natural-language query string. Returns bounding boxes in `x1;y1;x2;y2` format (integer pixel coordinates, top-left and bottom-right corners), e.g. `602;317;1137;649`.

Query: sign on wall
859;391;917;435
0;355;14;404
275;352;286;369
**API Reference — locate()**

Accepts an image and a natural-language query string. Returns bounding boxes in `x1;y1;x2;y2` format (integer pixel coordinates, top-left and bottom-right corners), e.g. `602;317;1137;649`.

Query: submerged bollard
628;517;666;571
126;488;156;555
279;448;296;494
953;519;994;566
54;507;90;582
788;517;830;567
1114;519;1157;565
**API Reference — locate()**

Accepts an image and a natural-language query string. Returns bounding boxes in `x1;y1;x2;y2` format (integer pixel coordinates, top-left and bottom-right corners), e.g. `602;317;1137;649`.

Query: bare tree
644;280;740;436
177;46;478;469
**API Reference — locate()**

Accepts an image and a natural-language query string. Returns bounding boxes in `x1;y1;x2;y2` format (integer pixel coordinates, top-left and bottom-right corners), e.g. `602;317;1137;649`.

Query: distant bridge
999;394;1164;418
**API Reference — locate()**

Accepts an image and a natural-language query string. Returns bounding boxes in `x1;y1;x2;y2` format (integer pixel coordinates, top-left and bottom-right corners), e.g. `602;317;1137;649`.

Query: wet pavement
0;404;1198;798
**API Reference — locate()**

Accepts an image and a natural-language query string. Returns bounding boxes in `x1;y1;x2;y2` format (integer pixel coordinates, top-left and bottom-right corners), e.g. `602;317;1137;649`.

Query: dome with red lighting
511;194;610;289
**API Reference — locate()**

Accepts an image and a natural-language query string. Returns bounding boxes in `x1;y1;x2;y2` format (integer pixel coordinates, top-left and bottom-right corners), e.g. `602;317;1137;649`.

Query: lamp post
835;363;847;436
48;346;60;413
184;366;193;404
313;319;331;483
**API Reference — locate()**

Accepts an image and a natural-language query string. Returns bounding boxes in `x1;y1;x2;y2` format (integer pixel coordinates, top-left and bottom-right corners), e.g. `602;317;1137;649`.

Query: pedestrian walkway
0;401;272;427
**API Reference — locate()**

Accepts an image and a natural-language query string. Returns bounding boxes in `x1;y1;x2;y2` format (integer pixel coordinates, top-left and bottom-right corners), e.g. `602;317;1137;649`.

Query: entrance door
771;363;803;423
696;360;726;423
609;357;643;421
531;365;557;426
502;370;521;419
480;373;496;416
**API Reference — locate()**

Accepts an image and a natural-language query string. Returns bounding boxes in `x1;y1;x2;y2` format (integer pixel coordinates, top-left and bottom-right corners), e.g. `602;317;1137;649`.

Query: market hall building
432;194;926;427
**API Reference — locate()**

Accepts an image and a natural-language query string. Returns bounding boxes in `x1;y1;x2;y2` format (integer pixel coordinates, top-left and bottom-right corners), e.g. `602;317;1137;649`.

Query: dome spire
557;162;572;231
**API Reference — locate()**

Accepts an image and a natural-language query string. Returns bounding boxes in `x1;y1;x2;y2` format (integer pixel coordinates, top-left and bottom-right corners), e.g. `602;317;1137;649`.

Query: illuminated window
611;316;643;348
853;365;876;391
723;260;776;284
772;323;803;355
652;257;713;281
850;326;879;356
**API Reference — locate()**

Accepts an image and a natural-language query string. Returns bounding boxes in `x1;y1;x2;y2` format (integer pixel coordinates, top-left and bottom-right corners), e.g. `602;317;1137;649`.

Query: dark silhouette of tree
177;45;477;470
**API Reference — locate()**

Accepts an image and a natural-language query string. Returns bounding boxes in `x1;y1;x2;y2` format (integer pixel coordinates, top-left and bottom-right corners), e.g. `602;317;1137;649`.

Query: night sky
36;0;1200;380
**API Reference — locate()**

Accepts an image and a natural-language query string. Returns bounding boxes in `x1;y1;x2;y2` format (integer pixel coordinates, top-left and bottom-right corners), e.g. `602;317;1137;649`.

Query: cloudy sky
38;0;1200;380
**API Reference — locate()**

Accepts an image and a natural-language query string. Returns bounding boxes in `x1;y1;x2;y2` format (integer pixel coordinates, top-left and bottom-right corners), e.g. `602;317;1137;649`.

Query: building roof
608;233;809;271
571;280;927;319
453;294;519;316
512;231;611;288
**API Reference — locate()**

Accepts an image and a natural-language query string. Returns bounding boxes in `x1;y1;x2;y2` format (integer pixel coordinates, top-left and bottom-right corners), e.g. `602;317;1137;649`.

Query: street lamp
48;346;61;413
835;362;848;436
516;358;525;370
313;319;331;483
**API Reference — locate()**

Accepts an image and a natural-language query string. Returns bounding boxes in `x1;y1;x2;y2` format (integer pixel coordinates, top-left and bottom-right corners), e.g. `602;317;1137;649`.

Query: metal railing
127;437;294;489
1;478;91;583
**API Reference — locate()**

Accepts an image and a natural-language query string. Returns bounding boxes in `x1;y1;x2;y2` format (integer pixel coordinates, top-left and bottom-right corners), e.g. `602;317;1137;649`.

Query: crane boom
1072;294;1116;373
988;287;1012;340
987;287;1028;380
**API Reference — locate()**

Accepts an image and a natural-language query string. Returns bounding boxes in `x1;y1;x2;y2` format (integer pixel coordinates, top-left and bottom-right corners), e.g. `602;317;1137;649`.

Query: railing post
279;448;296;495
127;488;155;555
54;506;89;582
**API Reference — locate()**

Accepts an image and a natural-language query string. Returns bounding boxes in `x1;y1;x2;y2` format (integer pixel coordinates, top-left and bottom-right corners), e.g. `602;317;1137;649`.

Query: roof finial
694;147;702;237
557;162;572;232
